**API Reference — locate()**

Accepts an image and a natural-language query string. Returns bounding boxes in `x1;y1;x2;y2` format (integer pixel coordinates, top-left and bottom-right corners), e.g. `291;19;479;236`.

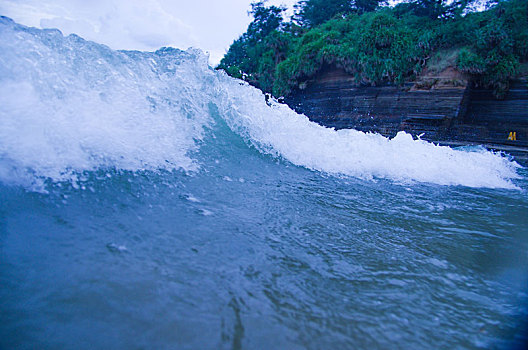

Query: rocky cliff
285;66;528;162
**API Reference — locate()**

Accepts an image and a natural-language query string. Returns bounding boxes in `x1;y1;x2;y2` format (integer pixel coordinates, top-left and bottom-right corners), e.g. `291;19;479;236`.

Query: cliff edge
285;64;528;163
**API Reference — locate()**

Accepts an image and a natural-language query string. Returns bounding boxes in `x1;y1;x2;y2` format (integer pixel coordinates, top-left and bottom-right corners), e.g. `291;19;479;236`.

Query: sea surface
1;17;527;349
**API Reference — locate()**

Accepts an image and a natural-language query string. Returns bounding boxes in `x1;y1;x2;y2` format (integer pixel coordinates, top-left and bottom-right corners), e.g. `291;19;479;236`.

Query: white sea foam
0;17;211;190
0;17;522;190
214;68;522;189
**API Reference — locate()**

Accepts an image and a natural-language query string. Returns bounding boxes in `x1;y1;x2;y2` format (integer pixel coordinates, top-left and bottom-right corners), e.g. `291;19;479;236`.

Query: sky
0;0;298;65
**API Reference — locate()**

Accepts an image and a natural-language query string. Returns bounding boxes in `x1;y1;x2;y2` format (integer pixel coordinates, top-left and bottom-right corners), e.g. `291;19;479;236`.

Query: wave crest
0;17;522;190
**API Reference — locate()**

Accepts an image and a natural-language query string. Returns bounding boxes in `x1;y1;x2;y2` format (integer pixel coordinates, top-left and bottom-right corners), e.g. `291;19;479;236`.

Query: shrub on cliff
454;0;527;97
274;11;427;96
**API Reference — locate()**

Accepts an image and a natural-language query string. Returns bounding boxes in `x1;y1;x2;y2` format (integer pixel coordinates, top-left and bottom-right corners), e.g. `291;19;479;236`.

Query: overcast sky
0;0;298;65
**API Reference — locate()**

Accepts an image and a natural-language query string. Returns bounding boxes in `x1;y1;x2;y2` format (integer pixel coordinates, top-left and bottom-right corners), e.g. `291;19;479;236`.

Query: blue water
1;17;527;349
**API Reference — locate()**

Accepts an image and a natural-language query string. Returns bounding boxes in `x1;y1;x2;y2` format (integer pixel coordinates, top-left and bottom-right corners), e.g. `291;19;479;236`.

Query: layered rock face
457;80;528;145
285;66;528;160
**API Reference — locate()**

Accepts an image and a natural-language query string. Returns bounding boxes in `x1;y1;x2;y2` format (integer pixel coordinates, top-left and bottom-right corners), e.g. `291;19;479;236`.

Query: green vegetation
293;0;383;27
218;0;528;98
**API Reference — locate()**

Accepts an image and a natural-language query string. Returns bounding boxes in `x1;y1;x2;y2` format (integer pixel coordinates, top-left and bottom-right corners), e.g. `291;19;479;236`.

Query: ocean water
1;17;527;349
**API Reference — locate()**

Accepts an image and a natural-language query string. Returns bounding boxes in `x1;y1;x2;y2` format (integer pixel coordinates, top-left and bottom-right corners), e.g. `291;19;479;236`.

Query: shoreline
284;67;528;165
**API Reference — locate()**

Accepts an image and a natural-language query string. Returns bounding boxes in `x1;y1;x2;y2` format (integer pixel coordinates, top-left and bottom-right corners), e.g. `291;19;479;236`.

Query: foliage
293;0;352;27
274;11;426;95
246;1;285;41
393;0;478;20
218;0;528;98
217;1;293;90
454;0;527;97
293;0;383;27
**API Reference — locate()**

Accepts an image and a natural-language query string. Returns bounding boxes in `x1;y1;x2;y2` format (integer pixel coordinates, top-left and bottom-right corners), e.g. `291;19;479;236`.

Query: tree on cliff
246;1;286;42
217;1;293;92
293;0;384;27
218;1;285;76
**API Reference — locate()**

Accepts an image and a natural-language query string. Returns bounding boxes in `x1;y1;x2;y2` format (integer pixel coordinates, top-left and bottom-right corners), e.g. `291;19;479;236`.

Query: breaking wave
0;16;522;190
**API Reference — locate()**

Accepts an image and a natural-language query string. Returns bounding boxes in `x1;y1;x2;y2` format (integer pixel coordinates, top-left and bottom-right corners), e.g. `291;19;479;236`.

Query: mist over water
1;17;527;349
